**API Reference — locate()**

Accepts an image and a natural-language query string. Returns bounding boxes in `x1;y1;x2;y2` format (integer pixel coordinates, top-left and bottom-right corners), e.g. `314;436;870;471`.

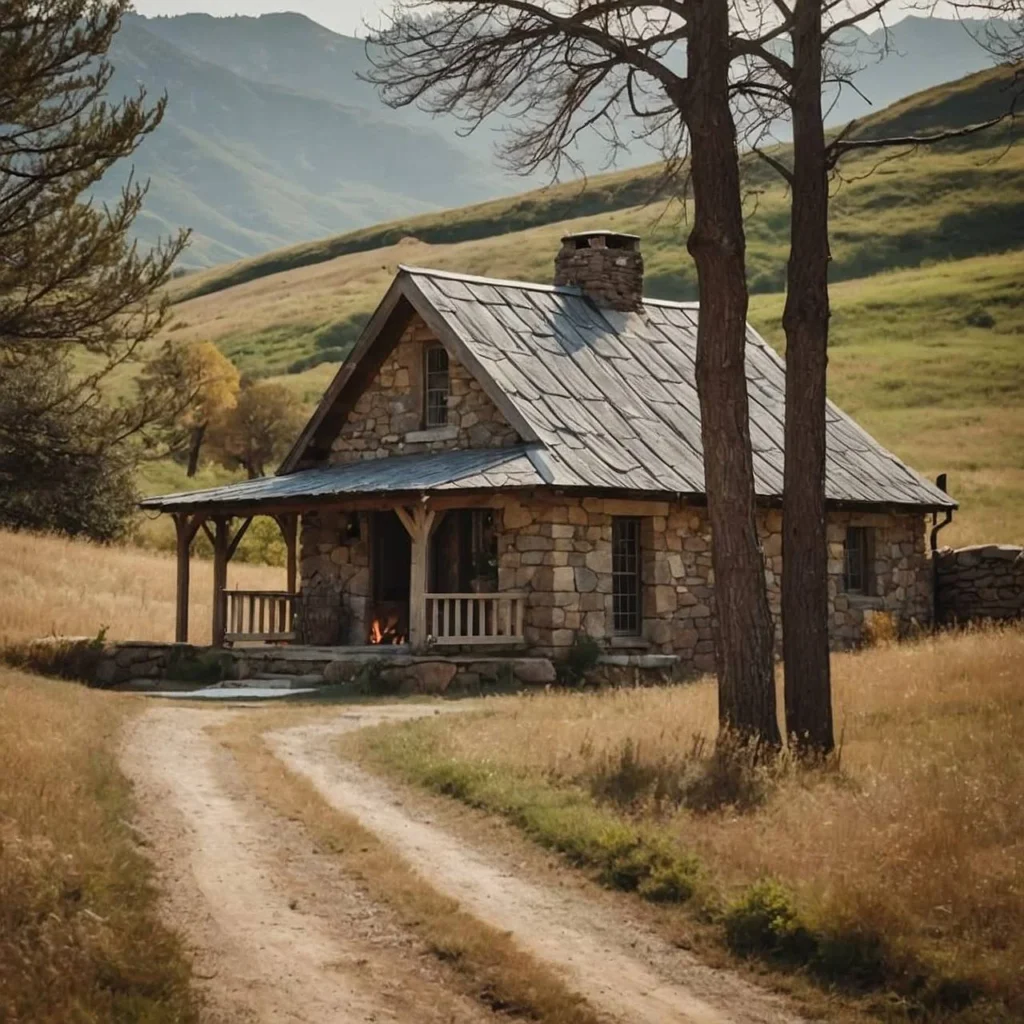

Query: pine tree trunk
186;423;206;478
782;0;835;756
685;0;780;749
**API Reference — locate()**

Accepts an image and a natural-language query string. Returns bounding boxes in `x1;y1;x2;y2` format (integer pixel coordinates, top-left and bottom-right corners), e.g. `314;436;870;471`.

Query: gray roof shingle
147;265;953;513
403;267;952;508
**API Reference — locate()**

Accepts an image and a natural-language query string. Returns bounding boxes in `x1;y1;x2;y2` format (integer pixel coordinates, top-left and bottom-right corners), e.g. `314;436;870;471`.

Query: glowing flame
369;616;406;645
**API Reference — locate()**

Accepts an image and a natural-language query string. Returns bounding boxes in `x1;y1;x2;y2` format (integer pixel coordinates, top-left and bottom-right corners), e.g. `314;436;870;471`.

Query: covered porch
140;448;541;651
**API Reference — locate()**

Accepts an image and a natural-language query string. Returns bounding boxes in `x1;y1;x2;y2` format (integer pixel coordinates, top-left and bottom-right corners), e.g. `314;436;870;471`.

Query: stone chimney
553;230;644;312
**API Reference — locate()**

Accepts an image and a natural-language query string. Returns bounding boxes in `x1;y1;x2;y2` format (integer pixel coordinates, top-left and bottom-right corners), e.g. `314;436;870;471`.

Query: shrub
355;658;400;696
862;610;897;647
558;633;603;685
964;307;996;329
724;879;815;961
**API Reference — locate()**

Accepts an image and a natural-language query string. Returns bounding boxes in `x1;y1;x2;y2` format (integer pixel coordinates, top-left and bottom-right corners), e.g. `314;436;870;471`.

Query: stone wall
496;494;931;662
329;314;520;463
826;509;932;645
300;507;371;644
934;545;1024;624
295;490;931;665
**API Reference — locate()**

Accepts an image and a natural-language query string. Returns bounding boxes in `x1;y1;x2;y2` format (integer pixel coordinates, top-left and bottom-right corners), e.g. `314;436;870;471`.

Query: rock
511;658;556;685
402;661;458;694
94;659;119;686
323;660;362;685
574;566;598;593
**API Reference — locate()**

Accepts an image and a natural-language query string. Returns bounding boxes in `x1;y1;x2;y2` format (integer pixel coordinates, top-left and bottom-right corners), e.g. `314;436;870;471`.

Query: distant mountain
99;17;510;266
824;16;1019;127
107;12;1016;268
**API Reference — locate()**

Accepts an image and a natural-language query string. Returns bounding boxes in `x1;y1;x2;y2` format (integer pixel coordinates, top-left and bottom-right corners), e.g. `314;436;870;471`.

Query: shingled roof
145;264;953;514
286;265;951;509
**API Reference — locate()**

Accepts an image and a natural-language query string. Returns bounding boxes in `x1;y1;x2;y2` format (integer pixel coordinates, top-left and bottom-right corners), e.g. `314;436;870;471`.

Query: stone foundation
934;545;1024;624
88;641;558;692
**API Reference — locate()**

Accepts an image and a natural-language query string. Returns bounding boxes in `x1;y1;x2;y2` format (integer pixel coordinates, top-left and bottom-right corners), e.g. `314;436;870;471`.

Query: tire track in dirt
122;706;498;1024
271;707;805;1024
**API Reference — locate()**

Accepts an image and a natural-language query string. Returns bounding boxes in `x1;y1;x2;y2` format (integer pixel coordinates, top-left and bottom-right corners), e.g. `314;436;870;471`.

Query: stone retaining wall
88;642;560;693
934;545;1024;625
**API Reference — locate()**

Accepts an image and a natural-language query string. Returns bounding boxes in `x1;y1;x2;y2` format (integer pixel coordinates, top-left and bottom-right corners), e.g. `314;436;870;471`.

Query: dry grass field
352;626;1024;1021
0;528;284;646
0;667;198;1023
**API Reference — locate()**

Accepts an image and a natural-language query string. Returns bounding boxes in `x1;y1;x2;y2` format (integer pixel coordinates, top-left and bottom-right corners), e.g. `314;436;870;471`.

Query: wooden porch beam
226;516;253;561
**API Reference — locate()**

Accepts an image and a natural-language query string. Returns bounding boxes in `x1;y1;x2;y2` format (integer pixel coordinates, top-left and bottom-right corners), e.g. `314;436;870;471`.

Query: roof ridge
399;264;701;311
399;264;578;295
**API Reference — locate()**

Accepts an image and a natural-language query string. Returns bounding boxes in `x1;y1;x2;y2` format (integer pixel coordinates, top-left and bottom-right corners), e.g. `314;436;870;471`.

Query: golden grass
0;668;197;1023
355;626;1024;1016
217;716;603;1024
0;528;283;646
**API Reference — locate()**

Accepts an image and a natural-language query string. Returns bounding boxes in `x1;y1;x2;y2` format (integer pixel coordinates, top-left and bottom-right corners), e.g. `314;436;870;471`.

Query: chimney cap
560;229;640;250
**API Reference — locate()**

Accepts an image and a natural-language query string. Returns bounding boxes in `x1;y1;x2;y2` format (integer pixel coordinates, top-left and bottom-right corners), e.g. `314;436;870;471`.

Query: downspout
930;473;954;553
930;473;954;629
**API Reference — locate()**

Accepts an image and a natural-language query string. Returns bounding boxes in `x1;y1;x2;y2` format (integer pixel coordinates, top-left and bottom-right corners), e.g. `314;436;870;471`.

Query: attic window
424;344;450;428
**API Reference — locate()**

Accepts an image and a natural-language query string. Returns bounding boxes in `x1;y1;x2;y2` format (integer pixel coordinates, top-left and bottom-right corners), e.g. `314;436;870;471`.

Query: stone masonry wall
826;510;932;645
496;494;931;663
934;545;1024;624
329;314;519;463
296;491;931;663
300;507;371;644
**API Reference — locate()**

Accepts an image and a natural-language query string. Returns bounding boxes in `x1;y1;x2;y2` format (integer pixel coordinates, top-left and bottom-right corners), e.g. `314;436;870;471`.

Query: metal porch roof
140;446;545;513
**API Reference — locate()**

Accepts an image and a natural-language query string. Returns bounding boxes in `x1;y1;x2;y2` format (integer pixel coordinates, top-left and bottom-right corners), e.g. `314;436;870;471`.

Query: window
424;344;450;427
843;526;873;595
612;517;642;635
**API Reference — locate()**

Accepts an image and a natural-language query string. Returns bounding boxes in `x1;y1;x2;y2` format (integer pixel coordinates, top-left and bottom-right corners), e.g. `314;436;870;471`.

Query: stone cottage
143;231;954;670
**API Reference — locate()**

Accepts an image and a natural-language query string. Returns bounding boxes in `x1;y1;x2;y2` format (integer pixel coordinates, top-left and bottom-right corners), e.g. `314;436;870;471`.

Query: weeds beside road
346;626;1024;1023
0;669;198;1024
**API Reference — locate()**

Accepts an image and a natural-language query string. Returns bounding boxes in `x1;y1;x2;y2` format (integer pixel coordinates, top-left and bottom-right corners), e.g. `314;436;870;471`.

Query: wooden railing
223;590;297;644
425;592;527;646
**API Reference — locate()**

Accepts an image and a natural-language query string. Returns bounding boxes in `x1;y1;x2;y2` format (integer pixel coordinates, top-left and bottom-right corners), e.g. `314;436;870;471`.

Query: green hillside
143;67;1023;548
173;64;1021;304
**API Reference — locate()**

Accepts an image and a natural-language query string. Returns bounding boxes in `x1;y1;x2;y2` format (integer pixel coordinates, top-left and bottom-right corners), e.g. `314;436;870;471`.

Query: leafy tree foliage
0;350;137;539
210;380;305;479
0;0;188;539
138;338;240;476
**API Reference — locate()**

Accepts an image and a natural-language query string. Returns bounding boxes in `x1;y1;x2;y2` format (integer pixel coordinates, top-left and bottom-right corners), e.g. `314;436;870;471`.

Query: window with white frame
424;344;450;427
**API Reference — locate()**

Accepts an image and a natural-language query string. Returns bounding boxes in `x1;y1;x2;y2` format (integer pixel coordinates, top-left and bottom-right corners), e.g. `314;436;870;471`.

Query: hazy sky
134;0;391;35
132;1;951;39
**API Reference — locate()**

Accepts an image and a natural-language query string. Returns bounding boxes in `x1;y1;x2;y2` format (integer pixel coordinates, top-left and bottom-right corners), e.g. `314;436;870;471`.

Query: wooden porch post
274;513;299;594
173;513;205;643
211;517;230;647
174;514;191;643
395;504;443;650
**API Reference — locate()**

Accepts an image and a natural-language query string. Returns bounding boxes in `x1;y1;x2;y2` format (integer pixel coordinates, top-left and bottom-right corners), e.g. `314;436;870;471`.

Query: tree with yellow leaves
138;338;240;476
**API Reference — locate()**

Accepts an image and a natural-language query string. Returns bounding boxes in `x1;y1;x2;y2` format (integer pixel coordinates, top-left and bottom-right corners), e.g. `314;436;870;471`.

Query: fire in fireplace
369;612;406;645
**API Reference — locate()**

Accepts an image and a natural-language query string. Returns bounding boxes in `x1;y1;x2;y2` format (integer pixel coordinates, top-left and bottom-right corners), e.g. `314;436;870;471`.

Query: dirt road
124;704;804;1024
